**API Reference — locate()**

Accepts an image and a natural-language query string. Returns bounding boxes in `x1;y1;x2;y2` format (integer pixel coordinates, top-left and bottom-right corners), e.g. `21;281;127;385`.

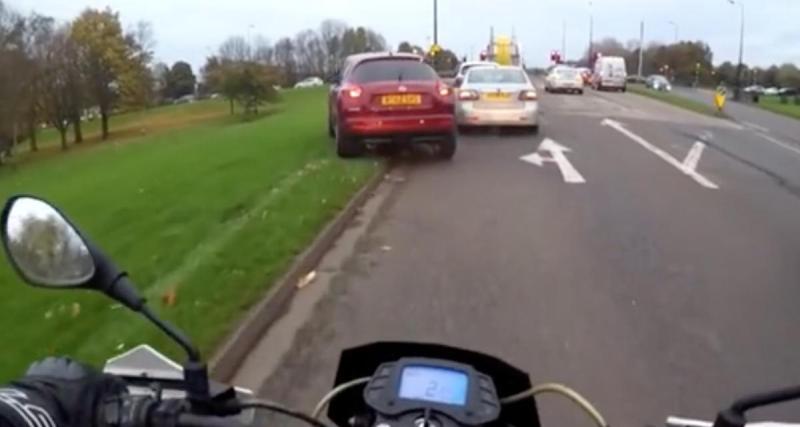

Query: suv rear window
350;59;438;83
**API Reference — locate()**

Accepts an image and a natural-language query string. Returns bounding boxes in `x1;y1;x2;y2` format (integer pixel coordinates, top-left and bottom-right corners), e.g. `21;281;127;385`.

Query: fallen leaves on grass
71;303;81;318
162;288;178;307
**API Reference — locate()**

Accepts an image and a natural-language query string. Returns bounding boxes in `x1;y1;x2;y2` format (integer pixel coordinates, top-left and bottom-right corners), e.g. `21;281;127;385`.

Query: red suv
328;53;457;159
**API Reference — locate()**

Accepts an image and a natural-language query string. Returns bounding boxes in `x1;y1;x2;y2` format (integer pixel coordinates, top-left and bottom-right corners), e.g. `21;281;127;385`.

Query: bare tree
273;37;297;85
219;36;251;61
319;19;347;76
39;26;78;149
253;36;273;65
294;29;325;77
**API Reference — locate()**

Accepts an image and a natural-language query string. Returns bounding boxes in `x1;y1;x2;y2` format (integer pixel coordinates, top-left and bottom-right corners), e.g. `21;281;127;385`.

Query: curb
210;161;389;383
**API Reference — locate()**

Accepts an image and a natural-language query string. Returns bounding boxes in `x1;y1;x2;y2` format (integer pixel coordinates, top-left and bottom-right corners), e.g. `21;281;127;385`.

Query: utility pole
637;20;645;77
562;20;567;61
433;0;438;46
587;1;594;67
728;0;745;100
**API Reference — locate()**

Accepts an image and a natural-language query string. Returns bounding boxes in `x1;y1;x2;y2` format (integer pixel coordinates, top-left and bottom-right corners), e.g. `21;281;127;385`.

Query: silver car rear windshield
467;69;527;84
556;68;578;78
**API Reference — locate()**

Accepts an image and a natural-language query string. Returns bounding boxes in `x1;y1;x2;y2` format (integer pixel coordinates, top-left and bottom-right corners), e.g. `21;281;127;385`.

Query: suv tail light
519;90;538;101
342;84;362;99
438;84;451;97
458;90;479;101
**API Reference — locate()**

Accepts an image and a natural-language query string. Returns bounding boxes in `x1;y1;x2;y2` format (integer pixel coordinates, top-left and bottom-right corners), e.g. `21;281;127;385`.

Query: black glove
10;357;127;427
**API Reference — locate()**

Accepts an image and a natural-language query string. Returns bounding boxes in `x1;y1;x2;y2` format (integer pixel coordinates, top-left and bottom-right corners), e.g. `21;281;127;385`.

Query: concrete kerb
210;161;390;383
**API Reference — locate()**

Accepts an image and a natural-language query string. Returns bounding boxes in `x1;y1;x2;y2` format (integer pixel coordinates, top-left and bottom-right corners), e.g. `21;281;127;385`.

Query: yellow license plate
381;94;422;106
483;92;512;101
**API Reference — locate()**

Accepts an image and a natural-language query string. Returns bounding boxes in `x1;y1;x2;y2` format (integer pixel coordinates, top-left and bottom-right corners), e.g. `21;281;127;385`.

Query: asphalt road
240;87;800;427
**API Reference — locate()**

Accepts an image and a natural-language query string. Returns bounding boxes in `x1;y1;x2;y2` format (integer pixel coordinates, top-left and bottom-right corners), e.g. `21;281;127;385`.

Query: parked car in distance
545;66;584;94
645;75;672;91
328;52;456;159
456;66;539;133
764;87;781;96
173;94;196;104
592;56;627;91
294;76;324;88
777;87;798;96
743;85;764;94
454;61;499;87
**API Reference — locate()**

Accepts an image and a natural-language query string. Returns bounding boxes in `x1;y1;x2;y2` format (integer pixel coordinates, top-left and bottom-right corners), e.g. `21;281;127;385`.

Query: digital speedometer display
398;365;469;406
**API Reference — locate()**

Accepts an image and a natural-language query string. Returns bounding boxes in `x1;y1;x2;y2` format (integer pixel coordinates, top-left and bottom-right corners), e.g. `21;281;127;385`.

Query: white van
592;56;627;91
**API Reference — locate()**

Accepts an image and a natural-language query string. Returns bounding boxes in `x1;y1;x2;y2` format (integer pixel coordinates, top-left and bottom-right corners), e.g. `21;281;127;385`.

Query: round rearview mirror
1;196;95;287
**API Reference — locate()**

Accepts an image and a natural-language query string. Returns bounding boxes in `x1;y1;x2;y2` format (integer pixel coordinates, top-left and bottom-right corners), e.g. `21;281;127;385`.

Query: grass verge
0;88;379;380
627;84;728;119
757;96;800;121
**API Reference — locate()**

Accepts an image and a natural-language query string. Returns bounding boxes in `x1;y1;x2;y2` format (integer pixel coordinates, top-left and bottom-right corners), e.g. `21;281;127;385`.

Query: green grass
627;84;728;118
757;96;800;120
0;88;379;380
20;100;234;155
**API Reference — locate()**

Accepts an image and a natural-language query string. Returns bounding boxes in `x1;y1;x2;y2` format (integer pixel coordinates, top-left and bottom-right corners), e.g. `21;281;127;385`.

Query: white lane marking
520;138;586;184
753;131;800;157
743;121;770;133
601;119;719;189
682;141;706;171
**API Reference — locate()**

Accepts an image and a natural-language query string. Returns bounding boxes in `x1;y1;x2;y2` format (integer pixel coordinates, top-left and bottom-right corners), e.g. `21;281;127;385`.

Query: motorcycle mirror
1;195;145;312
1;196;95;288
1;195;209;400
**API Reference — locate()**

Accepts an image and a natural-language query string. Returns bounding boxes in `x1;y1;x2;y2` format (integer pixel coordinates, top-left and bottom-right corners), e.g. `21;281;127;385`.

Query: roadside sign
714;87;727;111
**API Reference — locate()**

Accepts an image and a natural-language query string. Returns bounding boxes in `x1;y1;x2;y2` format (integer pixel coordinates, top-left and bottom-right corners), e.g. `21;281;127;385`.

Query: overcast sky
10;0;800;72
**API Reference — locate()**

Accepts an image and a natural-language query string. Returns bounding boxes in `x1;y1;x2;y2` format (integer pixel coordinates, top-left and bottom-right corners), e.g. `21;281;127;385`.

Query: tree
716;61;737;85
118;21;155;109
0;2;30;155
219;36;250;61
761;65;780;87
294;29;324;78
231;61;279;115
429;48;459;73
151;61;169;102
18;13;55;151
776;63;800;88
165;61;196;99
397;41;413;53
273;37;297;85
71;8;134;140
319;19;347;76
253;36;273;65
38;26;80;149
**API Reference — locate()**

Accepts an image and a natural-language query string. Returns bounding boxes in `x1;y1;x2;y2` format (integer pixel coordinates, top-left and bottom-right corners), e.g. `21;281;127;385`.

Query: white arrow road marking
682;141;706;171
601;119;718;189
520;138;586;184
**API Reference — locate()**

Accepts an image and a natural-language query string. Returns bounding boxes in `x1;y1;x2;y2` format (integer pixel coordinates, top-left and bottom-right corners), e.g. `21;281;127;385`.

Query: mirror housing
1;195;145;310
454;76;464;87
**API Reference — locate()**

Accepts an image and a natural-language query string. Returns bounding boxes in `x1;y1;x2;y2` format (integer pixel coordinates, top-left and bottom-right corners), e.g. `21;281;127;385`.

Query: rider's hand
12;357;127;427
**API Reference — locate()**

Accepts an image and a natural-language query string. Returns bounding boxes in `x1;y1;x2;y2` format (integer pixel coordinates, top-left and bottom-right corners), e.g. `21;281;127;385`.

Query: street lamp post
433;0;438;46
668;21;678;43
587;1;594;67
728;0;745;100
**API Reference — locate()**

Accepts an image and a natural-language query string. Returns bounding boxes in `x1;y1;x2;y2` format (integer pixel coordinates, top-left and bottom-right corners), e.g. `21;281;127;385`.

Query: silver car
456;66;539;132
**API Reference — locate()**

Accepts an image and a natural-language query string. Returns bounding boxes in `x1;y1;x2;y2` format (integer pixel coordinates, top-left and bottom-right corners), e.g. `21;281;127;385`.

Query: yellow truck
481;32;521;66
